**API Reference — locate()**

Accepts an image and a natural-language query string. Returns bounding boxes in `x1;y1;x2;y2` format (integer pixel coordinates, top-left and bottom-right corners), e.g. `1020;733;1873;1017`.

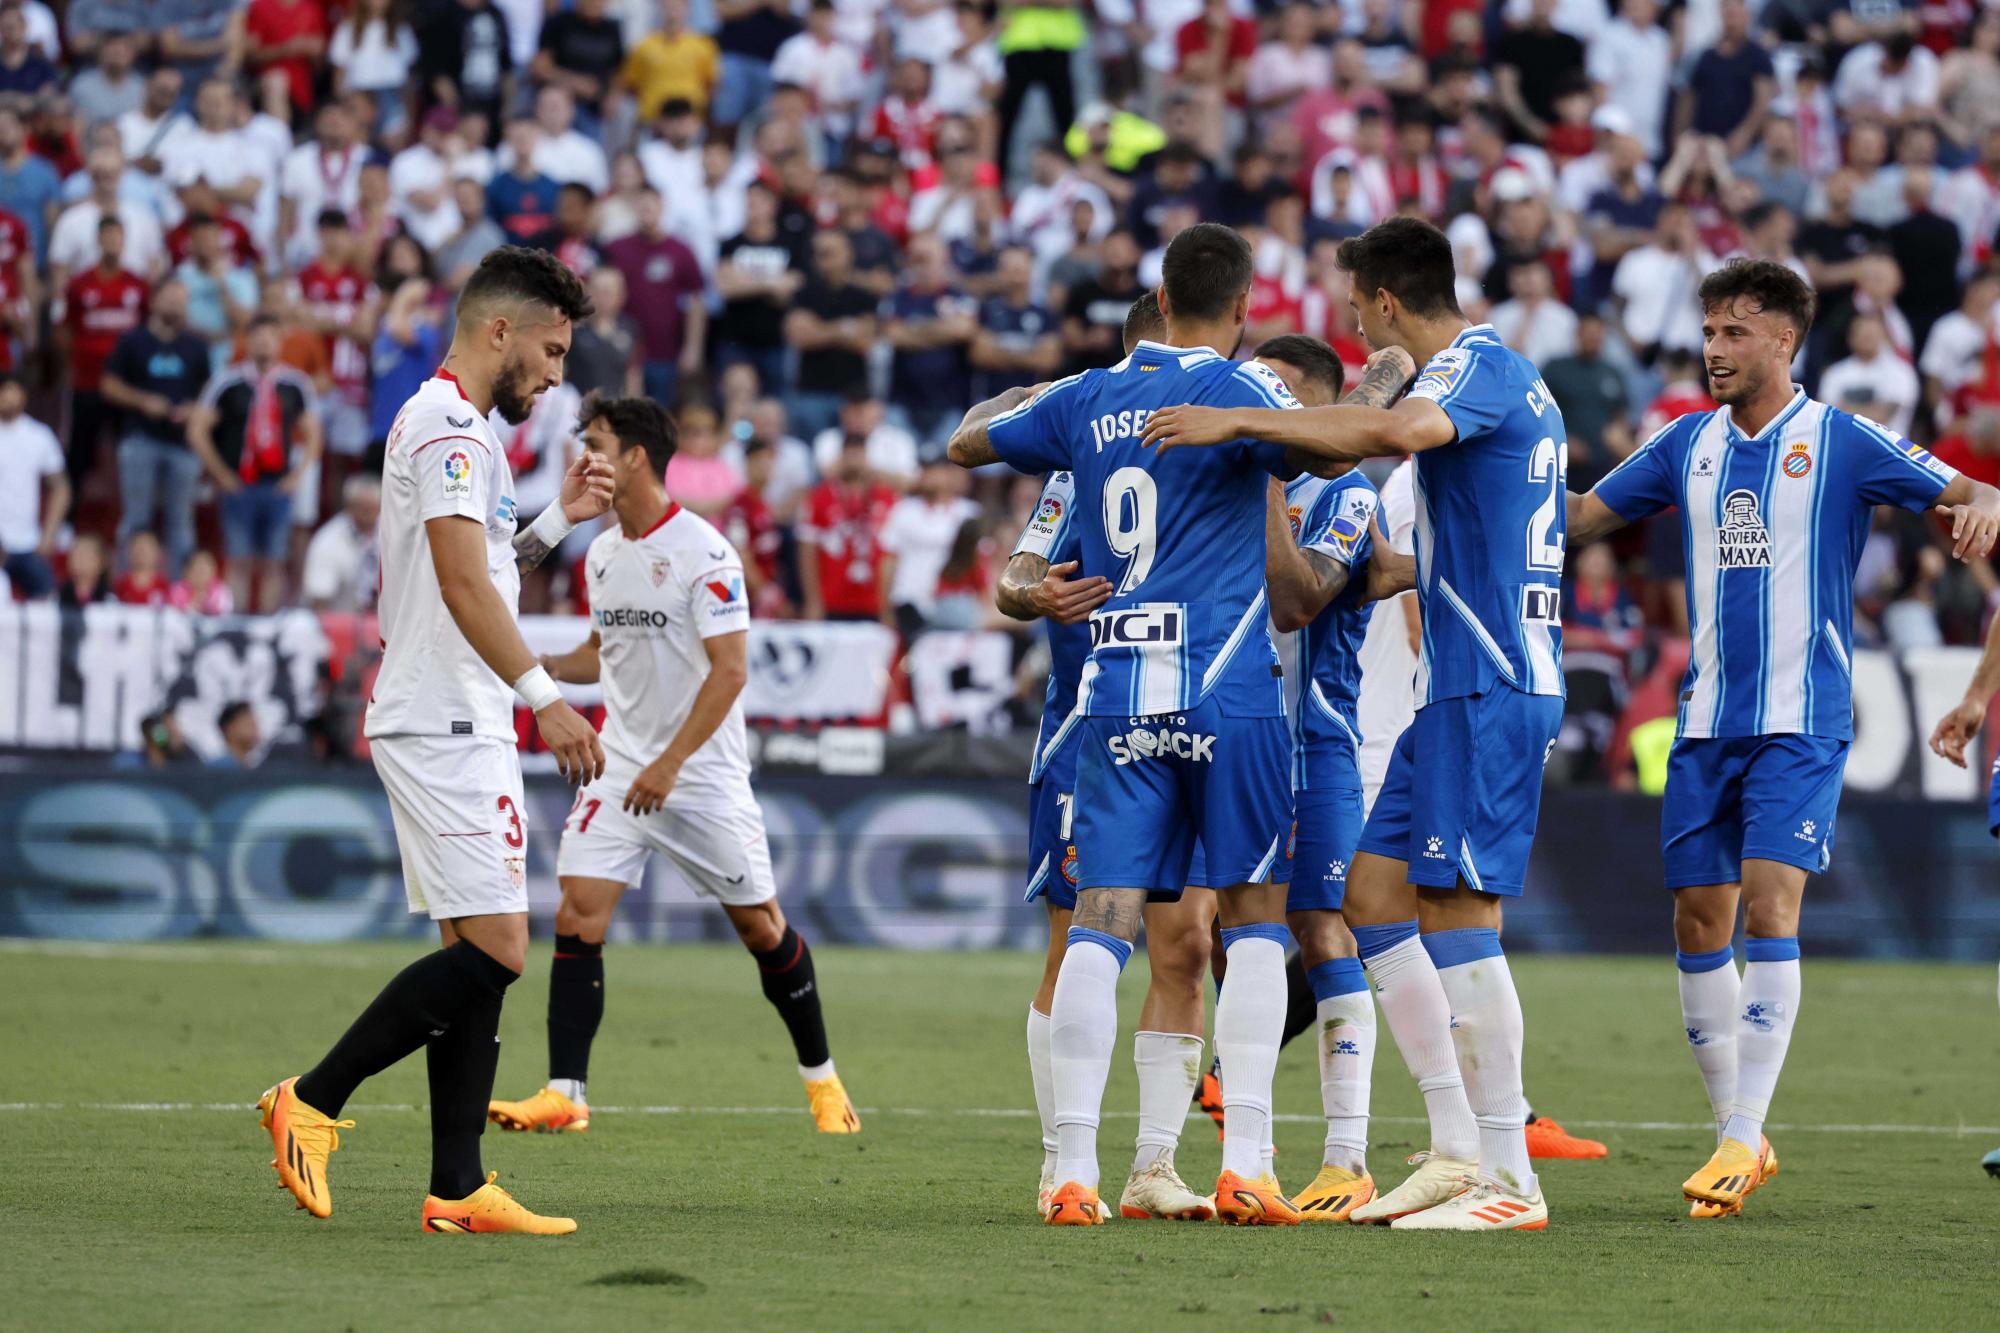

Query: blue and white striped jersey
1279;470;1379;791
1594;390;1959;739
1405;324;1569;705
1012;471;1091;784
987;339;1296;719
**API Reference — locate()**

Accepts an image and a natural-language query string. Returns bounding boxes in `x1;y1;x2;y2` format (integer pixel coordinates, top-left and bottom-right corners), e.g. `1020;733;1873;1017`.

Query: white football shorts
555;764;777;906
372;734;530;920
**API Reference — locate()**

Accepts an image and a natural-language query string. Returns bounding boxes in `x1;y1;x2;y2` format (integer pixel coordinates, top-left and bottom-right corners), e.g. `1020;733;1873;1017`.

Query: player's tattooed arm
1146;348;1445;461
515;451;617;571
1284;348;1420;477
1566;490;1631;546
998;551;1114;624
946;383;1040;468
1072;886;1149;943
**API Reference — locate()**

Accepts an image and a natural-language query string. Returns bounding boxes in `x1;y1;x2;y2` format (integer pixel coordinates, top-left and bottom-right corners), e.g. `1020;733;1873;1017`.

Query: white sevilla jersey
365;370;522;741
586;503;753;792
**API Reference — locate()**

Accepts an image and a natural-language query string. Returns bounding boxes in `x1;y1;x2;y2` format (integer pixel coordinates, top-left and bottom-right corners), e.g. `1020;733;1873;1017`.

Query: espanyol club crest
650;559;669;587
1782;443;1812;478
1060;845;1079;884
1287;503;1303;539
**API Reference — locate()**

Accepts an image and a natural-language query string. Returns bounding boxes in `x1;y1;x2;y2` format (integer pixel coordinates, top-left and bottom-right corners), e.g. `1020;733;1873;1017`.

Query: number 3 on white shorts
1104;466;1158;594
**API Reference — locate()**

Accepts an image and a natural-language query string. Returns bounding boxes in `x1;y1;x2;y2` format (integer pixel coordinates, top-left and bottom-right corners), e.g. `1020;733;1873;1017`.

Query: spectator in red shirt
114;531;171;605
1640;349;1718;436
1929;406;2000;490
1178;0;1260;113
799;433;897;621
166;187;261;270
0;201;32;373
870;58;940;171
246;0;329;116
292;211;379;460
722;436;788;616
62;214;149;490
603;185;706;406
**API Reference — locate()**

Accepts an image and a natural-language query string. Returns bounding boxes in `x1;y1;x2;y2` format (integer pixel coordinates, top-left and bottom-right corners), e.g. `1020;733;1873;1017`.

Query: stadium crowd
1;0;1998;767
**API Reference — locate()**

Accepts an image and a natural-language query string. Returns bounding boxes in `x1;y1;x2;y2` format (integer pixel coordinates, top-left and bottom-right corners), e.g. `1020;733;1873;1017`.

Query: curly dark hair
580;391;677;476
1336;216;1460;321
1253;333;1345;401
459;244;594;326
1697;258;1816;337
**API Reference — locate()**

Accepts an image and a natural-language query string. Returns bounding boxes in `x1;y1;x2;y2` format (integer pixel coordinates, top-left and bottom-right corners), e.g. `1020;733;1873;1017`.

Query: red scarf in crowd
240;365;288;483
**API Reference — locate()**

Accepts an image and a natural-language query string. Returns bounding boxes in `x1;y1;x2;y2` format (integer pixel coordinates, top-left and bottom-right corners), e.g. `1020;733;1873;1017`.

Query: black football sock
295;942;504;1116
547;934;605;1086
1279;950;1317;1049
425;941;519;1200
753;927;830;1070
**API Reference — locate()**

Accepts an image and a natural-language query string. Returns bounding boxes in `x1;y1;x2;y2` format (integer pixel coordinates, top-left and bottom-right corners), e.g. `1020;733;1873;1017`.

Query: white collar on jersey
1448;323;1501;349
1719;386;1809;443
1132;338;1224;360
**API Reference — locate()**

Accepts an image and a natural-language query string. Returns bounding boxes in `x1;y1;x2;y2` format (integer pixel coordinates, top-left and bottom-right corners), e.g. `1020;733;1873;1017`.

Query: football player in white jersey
259;246;612;1235
488;394;861;1136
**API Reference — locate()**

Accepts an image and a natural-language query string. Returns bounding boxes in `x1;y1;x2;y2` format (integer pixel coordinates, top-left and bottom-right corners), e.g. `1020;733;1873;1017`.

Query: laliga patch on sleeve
1327;514;1366;555
1408;348;1468;403
441;448;474;500
1242;359;1300;407
1904;439;1956;480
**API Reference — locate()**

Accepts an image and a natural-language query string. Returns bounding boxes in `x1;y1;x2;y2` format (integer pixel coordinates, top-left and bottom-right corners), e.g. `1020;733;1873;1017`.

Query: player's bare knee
1672;885;1739;952
727;901;787;953
1289;910;1354;968
1341;853;1413;926
1147;923;1209;997
1416;883;1502;933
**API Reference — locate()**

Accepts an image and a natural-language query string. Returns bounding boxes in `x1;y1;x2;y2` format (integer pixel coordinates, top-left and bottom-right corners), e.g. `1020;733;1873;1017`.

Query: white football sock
1316;990;1374;1172
1050;929;1128;1191
1675;947;1740;1142
1358;925;1480;1161
1214;927;1288;1180
1723;941;1802;1148
1132;1031;1202;1173
1426;931;1536;1197
548;1078;586;1105
798;1059;835;1082
1027;1005;1057;1178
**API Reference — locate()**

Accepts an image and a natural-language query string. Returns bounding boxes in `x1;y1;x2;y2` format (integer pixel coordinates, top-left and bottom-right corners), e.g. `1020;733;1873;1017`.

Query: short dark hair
315;207;348;230
218;700;253;731
580;391;677;476
1336;216;1461;320
1697;257;1816;337
1254;334;1345;400
1122;290;1165;352
1159;222;1253;322
458;245;593;327
97;214;123;233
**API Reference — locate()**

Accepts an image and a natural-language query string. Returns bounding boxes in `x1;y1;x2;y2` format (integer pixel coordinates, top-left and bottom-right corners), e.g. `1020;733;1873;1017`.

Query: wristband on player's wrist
528;504;575;550
514;664;562;711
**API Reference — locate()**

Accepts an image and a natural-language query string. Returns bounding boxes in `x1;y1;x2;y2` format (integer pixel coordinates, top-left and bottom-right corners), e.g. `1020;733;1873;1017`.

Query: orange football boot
1044;1181;1108;1226
1214;1171;1302;1226
258;1076;355;1220
1524;1116;1608;1160
421;1173;577;1235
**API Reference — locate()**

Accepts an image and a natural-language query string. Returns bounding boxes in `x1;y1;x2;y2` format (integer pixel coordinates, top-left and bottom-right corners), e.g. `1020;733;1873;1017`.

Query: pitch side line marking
1;1102;1995;1135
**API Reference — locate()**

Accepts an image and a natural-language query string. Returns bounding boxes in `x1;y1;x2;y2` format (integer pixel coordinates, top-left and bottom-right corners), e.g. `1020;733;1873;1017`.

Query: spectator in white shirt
48;144;165;288
812;393;920;488
1247;3;1332;131
278;100;367;267
1010;141;1113;285
495;85;609;193
1834;32;1941;125
1611;201;1714;362
770;1;868;146
301;474;382;612
117;68;196;176
160;78;265;232
1820;312;1922;437
0;375;67;599
1490;260;1580;367
1585;0;1673;157
329;0;421;140
1920;271;2000;426
878;458;981;635
929;3;1004;120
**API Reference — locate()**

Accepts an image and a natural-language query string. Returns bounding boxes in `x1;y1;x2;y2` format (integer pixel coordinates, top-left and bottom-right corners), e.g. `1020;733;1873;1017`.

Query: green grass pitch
3;940;1998;1330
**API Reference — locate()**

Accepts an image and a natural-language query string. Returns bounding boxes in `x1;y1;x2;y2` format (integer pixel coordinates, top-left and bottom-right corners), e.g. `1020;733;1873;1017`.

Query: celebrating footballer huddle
252;216;2000;1237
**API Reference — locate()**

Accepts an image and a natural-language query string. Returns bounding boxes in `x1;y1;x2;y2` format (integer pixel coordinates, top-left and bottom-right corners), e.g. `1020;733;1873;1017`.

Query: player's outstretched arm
543;631;602;685
996;551;1112;624
624;629;749;815
1933;474;2000;562
1144;382;1449;463
1567;490;1631;547
1932;605;2000;768
429;514;605;783
514;450;617;571
946;383;1039;468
